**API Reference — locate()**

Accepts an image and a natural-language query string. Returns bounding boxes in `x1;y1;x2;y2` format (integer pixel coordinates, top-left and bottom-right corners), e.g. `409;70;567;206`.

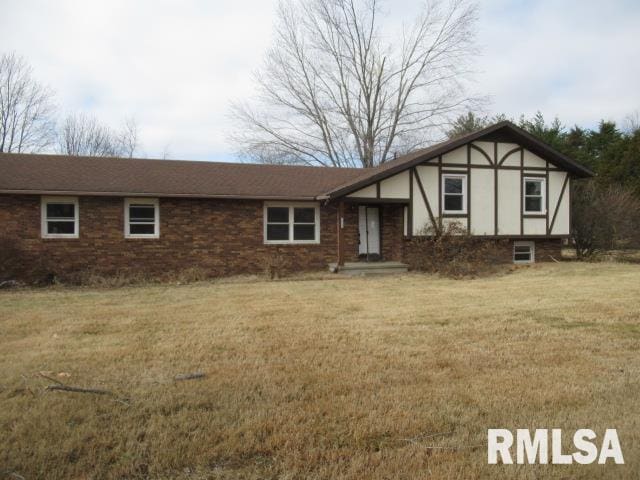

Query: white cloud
477;0;640;128
1;0;638;160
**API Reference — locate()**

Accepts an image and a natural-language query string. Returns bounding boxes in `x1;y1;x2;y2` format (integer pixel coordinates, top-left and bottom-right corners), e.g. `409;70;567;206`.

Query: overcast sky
1;0;639;161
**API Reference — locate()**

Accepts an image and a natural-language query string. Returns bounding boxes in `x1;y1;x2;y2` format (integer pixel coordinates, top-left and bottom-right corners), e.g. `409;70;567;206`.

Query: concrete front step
328;261;409;276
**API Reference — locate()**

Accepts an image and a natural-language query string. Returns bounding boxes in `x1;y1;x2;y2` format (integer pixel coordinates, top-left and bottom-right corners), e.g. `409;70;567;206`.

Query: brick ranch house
0;121;593;282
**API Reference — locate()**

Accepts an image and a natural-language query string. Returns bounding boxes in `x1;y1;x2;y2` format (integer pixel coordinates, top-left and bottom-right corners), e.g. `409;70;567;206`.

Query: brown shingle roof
0;122;593;201
0;153;364;200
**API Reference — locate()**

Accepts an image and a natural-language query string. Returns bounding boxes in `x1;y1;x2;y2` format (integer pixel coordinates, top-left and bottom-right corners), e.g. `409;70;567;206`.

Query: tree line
0;52;138;157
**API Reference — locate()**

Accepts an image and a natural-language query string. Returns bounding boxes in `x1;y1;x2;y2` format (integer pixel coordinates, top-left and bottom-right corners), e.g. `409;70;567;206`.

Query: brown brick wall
0;193;562;283
0;194;356;282
381;204;406;261
402;237;562;269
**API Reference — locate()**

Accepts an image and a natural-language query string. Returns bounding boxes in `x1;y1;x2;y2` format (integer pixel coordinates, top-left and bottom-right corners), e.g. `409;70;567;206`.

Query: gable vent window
264;203;320;244
524;177;546;213
41;197;79;238
513;241;535;264
125;198;159;238
442;174;467;214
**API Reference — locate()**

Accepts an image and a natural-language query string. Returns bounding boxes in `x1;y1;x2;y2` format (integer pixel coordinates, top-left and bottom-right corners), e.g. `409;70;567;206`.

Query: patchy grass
1;263;639;479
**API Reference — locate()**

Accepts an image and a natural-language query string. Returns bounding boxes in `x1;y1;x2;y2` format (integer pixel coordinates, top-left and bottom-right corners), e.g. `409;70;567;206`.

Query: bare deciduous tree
0;53;56;153
571;180;640;259
117;117;139;158
230;0;480;168
58;113;139;158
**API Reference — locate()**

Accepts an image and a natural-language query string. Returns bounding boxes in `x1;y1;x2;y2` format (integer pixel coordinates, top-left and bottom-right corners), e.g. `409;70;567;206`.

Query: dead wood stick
174;372;205;381
39;373;64;385
46;385;113;396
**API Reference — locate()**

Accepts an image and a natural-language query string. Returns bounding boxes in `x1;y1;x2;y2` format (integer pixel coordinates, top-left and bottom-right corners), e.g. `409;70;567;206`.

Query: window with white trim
523;177;545;213
513;241;535;264
264;203;319;244
125;198;159;238
442;174;467;214
41;197;79;238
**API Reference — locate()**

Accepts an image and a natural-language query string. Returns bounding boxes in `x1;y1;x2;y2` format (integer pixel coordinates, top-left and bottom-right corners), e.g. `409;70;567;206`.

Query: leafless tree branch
0;52;56;153
230;0;482;167
57;113;139;158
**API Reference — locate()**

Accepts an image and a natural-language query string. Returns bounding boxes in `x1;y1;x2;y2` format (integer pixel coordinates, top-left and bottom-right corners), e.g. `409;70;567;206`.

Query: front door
358;206;380;258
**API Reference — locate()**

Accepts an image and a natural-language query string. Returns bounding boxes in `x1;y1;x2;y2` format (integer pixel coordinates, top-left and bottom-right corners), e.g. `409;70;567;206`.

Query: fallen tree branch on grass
174;372;206;381
38;372;64;385
45;384;113;395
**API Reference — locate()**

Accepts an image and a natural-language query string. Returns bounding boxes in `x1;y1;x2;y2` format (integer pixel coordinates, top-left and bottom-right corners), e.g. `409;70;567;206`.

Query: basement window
523;177;546;213
442;174;467;214
513;241;535;264
264;203;319;244
41;196;79;238
125;198;159;238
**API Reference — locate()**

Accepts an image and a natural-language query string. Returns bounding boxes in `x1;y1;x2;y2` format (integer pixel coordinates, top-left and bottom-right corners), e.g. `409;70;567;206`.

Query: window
523;177;545;213
442;174;467;214
513;241;535;264
41;197;79;238
125;198;159;238
264;203;319;244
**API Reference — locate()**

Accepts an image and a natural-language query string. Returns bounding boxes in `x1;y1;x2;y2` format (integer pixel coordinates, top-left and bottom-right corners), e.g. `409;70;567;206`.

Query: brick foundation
402;236;562;270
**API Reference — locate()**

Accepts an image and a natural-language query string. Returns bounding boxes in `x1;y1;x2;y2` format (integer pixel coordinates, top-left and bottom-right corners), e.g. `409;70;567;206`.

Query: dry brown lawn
1;263;639;479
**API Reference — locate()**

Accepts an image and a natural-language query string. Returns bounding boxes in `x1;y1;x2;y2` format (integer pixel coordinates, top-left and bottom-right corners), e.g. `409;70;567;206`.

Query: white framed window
523;177;546;214
264;203;320;244
41;196;79;238
513;241;535;264
125;198;159;238
442;174;467;214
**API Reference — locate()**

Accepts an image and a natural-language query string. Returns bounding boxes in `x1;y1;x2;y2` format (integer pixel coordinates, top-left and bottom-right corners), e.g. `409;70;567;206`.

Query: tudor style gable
326;121;591;238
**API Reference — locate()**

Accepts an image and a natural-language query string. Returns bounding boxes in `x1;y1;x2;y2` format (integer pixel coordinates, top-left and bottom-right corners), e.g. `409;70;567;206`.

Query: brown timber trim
522;172;547;178
342;197;409;204
470;143;493;165
494;142;498;236
441;163;554;171
441;213;467;218
378;206;383;260
520;149;524;235
545;162;550;234
498;146;523;166
568;175;572;236
441;169;469;175
413;167;437;229
437;156;442;220
376;182;381;199
408;168;414;238
467;144;471;234
523;214;547;218
337;201;345;266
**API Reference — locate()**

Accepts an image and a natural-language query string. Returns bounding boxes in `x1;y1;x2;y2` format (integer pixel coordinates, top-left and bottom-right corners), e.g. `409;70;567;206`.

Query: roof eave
0;189;320;201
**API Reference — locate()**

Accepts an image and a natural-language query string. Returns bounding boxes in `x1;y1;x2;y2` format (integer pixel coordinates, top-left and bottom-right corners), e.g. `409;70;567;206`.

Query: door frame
358;205;382;261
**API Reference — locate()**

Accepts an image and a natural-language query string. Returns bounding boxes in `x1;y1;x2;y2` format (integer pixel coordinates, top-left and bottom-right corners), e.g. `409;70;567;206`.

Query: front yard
1;263;639;479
